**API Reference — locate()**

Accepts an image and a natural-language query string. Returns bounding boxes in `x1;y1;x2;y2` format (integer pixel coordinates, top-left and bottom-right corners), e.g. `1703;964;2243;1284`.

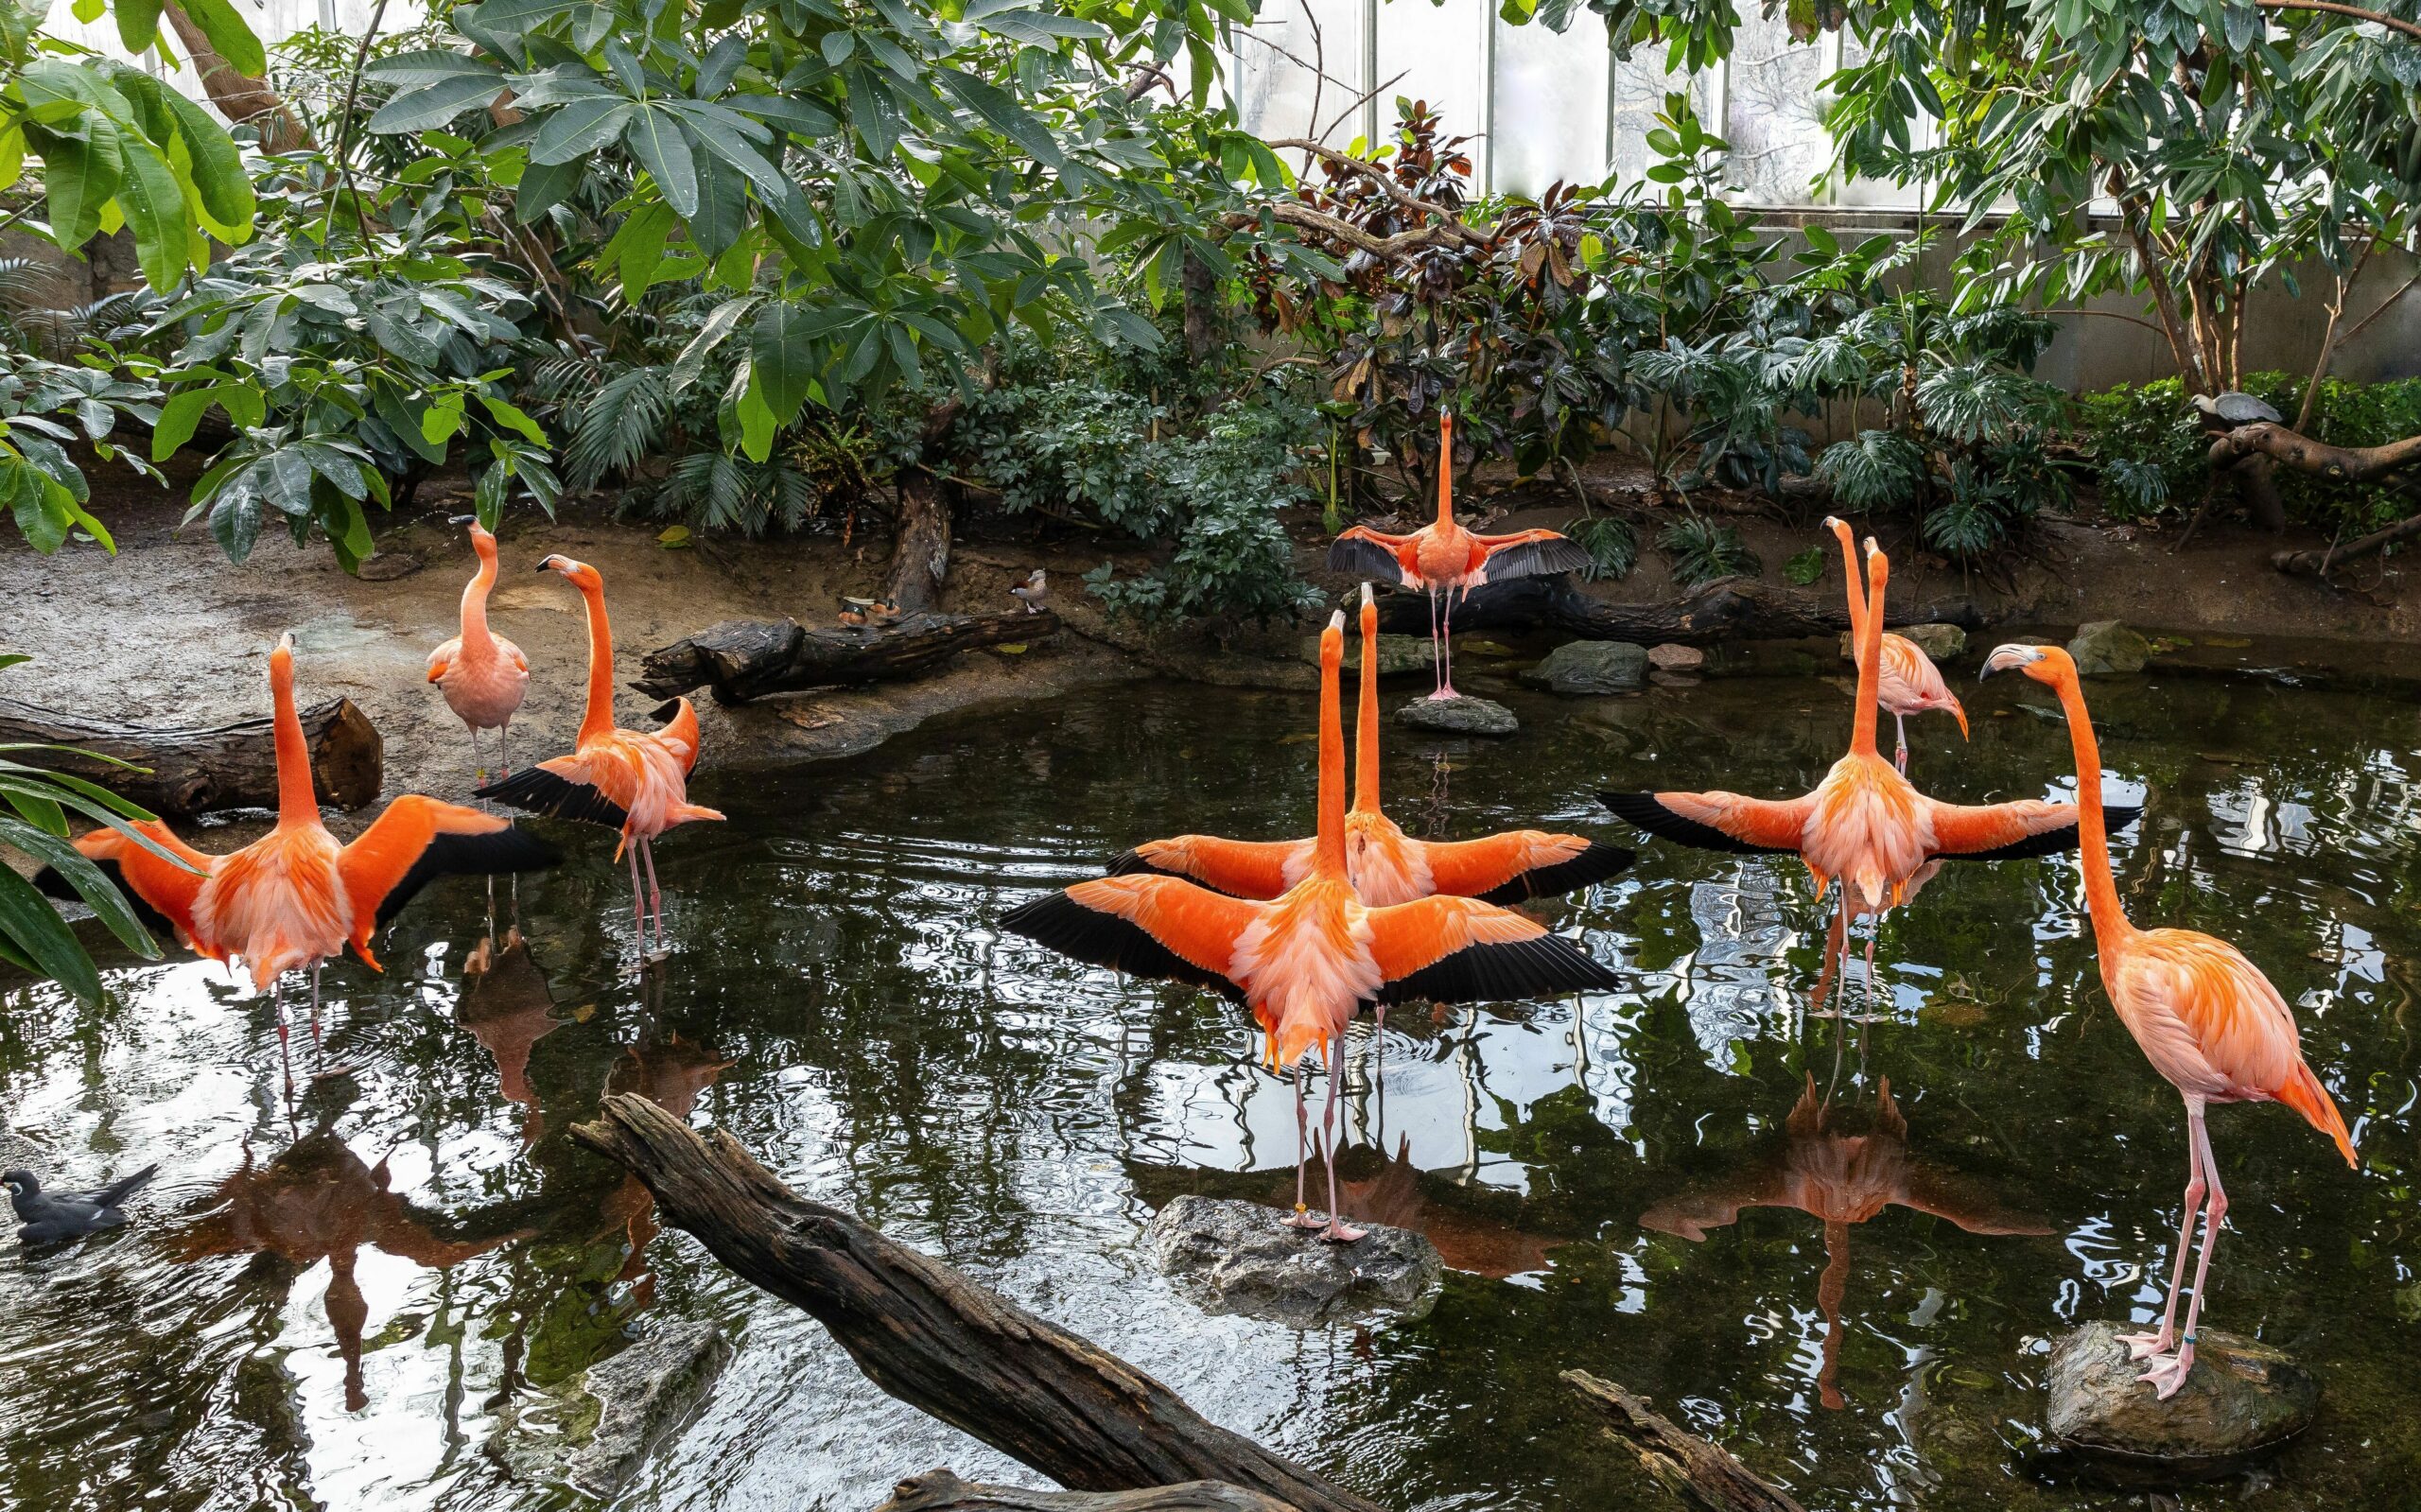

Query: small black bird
5;1164;159;1245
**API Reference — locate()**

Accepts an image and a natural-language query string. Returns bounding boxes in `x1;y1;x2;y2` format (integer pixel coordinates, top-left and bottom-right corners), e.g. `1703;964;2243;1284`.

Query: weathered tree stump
634;611;1061;704
1370;578;1981;647
874;1469;1299;1512
0;695;382;814
569;1094;1380;1512
1561;1370;1804;1512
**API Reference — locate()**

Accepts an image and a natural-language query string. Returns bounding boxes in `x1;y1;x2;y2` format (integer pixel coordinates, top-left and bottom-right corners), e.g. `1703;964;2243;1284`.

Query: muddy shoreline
5;483;2417;824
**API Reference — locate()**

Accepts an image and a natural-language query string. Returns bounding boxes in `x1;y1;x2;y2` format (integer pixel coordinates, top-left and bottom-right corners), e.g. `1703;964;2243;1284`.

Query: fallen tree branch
1263;140;1493;252
633;610;1060;704
569;1095;1382;1512
2207;422;2421;482
1367;576;1982;645
0;696;381;814
874;1469;1299;1512
1561;1371;1804;1512
1222;201;1472;263
2271;511;2421;579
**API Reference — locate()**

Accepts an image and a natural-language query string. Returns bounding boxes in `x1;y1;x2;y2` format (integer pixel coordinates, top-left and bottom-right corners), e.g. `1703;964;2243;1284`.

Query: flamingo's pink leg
1283;1061;1320;1229
2120;1101;2205;1363
2141;1106;2225;1399
1316;1039;1365;1243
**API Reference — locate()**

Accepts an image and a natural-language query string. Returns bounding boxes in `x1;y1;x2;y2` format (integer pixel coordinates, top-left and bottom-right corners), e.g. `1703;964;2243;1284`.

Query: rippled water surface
3;657;2416;1510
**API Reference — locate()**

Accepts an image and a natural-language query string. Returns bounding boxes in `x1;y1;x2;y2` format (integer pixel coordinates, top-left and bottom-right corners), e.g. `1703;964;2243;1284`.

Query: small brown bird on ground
1011;568;1048;615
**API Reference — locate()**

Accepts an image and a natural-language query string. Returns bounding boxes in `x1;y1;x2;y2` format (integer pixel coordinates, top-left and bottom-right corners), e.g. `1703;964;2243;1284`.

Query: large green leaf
0;816;158;957
369;74;508;133
27;117;123;250
114;137;190;290
175;0;266;78
624;106;699;217
749;302;819;423
0;860;103;1006
113;0;164;56
160;89;253;238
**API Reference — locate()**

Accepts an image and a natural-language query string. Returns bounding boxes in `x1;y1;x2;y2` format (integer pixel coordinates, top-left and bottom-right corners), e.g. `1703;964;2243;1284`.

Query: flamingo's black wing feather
1931;805;2142;862
476;767;630;830
1472;842;1638;905
1001;891;1246;1004
375;826;562;930
1598;791;1798;856
1482;536;1593;581
1328;536;1411;582
1375;932;1622;1006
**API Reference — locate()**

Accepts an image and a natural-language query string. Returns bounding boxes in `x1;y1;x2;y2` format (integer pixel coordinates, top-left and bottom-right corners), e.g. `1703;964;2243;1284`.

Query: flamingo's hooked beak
275;631;295;654
1978;644;2047;680
535;554;563;573
1823;515;1844;532
448;513;477;526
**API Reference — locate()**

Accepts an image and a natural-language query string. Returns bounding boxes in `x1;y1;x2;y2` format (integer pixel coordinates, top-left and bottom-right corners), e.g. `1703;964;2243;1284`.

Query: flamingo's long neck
1831;523;1866;640
2047;669;2133;945
575;579;618;747
1850;556;1885;757
1353;601;1381;814
459;534;499;656
1434;414;1455;530
269;651;320;828
1314;630;1347;880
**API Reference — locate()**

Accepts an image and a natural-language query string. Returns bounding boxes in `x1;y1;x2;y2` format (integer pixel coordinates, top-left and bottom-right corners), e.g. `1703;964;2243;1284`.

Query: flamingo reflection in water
174;1121;531;1410
1640;1076;2049;1410
456;930;562;1148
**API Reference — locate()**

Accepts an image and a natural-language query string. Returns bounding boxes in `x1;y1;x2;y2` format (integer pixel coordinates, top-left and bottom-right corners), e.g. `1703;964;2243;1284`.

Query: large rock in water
1148;1193;1443;1328
1524;640;1648;695
1298;633;1434;676
1395;695;1519;737
499;1320;734;1496
2068;620;2153;675
2044;1322;2318;1482
1838;621;1967;662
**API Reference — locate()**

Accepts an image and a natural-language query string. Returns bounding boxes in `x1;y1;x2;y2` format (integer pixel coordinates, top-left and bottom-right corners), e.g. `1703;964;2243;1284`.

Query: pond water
2;655;2415;1511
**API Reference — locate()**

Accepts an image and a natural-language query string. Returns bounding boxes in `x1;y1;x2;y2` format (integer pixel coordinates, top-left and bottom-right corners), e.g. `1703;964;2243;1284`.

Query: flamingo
426;517;530;784
477;556;723;958
1111;583;1635;910
1004;610;1622;1241
1979;641;2358;1399
1603;540;2138;1017
1825;517;1965;774
1328;412;1591;699
37;634;557;1043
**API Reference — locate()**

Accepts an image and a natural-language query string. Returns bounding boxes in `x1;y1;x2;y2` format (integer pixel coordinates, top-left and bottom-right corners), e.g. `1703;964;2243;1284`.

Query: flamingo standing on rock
1328;412;1593;699
37;634;557;1049
1825;517;1964;774
478;556;723;959
426;517;530;784
1003;611;1622;1241
1603;540;2137;1017
1980;641;2358;1399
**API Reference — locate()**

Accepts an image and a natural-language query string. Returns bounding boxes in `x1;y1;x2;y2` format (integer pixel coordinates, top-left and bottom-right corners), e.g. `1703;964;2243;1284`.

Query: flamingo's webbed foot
2136;1346;2195;1399
1280;1205;1324;1231
1317;1219;1367;1244
2116;1327;2172;1362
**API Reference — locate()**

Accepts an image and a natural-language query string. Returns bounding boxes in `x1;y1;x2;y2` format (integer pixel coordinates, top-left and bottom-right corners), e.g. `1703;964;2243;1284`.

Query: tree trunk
1561;1371;1804;1512
161;2;315;152
568;1095;1383;1512
883;395;973;613
635;610;1061;703
874;1470;1299;1512
0;696;382;815
1181;252;1219;364
1369;576;1983;646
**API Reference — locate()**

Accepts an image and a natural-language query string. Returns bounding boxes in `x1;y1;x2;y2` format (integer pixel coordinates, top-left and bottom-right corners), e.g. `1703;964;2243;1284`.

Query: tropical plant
1656;515;1758;585
0;656;191;1007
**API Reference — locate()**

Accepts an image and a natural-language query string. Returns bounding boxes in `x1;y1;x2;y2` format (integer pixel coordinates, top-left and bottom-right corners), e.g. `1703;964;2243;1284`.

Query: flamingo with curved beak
1111;583;1634;909
1328;412;1592;699
1981;641;2357;1399
426;517;530;784
38;634;557;1048
1826;517;1964;774
1604;541;2138;1016
478;556;723;958
1004;611;1622;1241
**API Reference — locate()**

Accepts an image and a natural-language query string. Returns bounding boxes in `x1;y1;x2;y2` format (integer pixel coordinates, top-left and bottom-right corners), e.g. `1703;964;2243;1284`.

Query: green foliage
1783;544;1825;585
1564;513;1639;582
2075;374;2421;531
1656;516;1758;586
0;658;192;1006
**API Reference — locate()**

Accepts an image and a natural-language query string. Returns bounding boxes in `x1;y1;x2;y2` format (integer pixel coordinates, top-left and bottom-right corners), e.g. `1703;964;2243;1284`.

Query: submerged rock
1298;633;1433;676
1838;622;1967;662
1394;695;1519;737
2067;620;2153;675
1148;1193;1443;1328
501;1320;734;1497
2043;1321;2317;1482
1524;640;1648;695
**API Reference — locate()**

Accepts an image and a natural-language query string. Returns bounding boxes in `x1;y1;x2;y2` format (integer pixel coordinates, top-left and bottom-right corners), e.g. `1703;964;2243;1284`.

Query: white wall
42;0;428;104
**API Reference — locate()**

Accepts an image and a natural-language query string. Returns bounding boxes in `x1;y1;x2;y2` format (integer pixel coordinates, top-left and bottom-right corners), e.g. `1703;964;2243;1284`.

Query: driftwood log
570;1094;1381;1512
1371;577;1981;646
634;611;1062;704
0;695;382;814
874;1469;1298;1512
1561;1371;1803;1512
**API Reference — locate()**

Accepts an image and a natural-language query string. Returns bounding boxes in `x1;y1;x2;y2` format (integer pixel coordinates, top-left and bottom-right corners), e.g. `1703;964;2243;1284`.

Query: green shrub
1657;517;1760;586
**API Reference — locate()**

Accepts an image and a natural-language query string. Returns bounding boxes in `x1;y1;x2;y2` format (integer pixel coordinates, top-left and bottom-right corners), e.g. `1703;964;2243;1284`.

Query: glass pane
1723;11;1830;204
1375;0;1489;174
1231;0;1367;146
1607;42;1711;193
1489;9;1611;197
